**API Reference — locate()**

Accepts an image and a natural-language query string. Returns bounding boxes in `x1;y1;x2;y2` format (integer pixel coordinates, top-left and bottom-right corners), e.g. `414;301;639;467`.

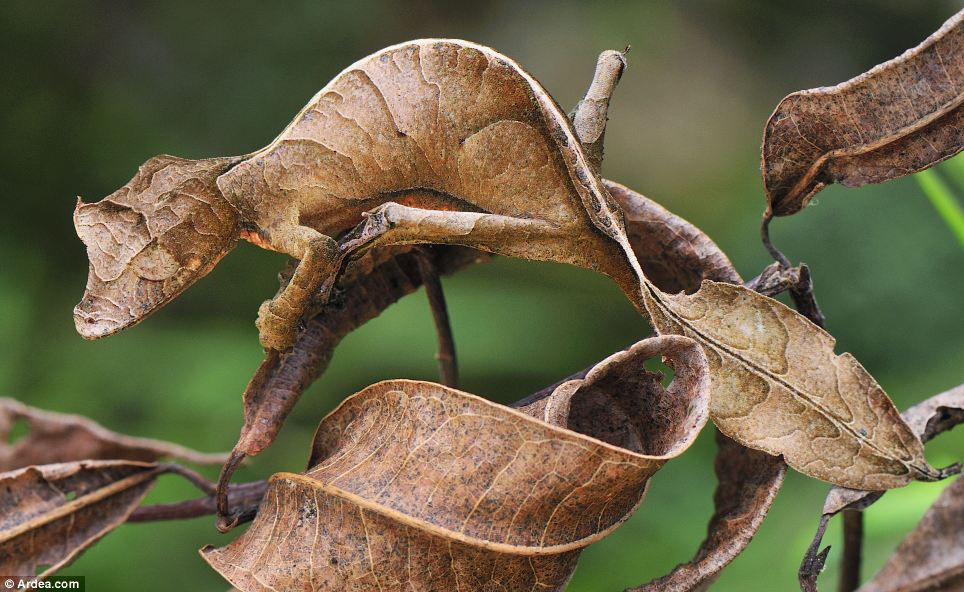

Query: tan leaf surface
0;461;160;577
823;383;964;517
800;384;964;592
0;398;227;471
762;9;964;216
202;335;709;591
857;476;964;592
642;278;944;490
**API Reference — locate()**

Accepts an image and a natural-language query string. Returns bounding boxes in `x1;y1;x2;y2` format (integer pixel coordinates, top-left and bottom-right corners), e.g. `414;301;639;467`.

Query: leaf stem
414;247;459;389
839;511;863;592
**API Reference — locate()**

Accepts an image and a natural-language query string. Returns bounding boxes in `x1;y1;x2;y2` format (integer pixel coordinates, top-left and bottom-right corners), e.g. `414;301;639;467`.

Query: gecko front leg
256;226;339;351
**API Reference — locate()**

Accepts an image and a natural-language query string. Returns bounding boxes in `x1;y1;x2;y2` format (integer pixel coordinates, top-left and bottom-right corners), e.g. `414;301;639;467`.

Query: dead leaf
857;476;964;592
608;181;787;592
641;278;948;490
823;383;964;517
202;335;709;591
630;431;787;592
800;383;964;591
0;398;227;471
0;461;161;577
762;9;964;216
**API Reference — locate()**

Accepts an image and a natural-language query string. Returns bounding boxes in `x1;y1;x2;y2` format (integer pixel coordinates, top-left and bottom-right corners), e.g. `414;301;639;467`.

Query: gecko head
73;154;243;339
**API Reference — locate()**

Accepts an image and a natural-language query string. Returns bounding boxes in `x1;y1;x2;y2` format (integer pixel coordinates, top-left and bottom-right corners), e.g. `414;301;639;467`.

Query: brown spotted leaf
762;9;964;216
800;384;964;591
0;398;227;471
857;476;964;592
0;461;161;577
641;279;948;490
202;335;709;591
823;383;964;517
609;181;787;592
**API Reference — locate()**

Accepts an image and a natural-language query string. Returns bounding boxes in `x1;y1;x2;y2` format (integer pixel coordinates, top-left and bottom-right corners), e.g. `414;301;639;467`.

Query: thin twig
839;511;863;592
414;247;459;388
129;480;267;524
800;514;831;592
761;212;792;268
159;463;218;496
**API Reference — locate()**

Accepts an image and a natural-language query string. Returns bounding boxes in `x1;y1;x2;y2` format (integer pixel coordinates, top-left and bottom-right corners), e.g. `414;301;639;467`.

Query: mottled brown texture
642;278;945;490
0;461;161;577
0;398;227;471
762;9;964;216
202;335;709;591
74;155;241;338
823;383;964;516
857;476;964;592
800;384;964;591
605;180;741;293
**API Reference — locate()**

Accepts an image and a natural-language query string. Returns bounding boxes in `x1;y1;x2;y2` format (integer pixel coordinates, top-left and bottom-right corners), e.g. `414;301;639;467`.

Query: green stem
916;168;964;250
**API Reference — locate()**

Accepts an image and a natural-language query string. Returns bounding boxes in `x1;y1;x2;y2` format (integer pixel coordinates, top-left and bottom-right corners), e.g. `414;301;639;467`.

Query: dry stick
840;511;863;592
414;247;459;388
760;212;826;327
129;480;268;524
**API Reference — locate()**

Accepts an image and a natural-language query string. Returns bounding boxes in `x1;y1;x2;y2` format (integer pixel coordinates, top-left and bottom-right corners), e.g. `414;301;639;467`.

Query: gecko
73;40;631;351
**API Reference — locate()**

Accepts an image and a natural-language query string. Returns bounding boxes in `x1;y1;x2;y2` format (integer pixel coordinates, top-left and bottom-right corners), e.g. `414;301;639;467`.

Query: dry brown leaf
857;476;964;592
0;398;227;471
641;278;947;490
762;9;964;216
0;461;161;577
800;384;964;591
630;431;786;592
823;383;964;517
202;335;709;591
609;181;787;592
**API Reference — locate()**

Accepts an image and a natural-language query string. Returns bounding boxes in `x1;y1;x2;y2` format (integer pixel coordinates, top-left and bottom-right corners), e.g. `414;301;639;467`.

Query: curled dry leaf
607;182;788;592
857;476;964;592
201;335;709;591
800;383;964;591
762;9;964;216
0;461;161;577
0;398;227;471
630;432;786;592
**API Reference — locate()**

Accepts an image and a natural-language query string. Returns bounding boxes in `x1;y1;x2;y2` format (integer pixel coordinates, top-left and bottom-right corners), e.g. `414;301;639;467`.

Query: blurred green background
2;1;963;590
